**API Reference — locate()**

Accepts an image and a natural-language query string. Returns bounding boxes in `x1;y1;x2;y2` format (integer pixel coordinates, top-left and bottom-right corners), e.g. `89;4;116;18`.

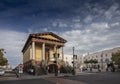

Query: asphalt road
0;72;120;84
62;72;120;84
0;79;55;84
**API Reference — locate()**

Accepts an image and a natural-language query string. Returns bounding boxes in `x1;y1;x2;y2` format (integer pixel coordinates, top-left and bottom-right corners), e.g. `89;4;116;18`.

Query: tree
111;50;120;65
84;60;89;64
0;49;8;66
84;59;98;64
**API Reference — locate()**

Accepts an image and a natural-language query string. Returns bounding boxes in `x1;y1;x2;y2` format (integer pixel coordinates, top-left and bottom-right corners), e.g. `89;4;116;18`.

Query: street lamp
101;52;103;70
72;47;77;75
54;50;58;76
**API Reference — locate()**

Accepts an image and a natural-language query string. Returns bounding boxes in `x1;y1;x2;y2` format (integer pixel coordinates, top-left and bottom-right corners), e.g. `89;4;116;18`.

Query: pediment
39;35;60;41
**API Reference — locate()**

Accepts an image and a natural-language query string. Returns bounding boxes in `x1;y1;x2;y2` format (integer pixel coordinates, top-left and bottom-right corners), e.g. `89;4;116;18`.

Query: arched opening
48;64;57;73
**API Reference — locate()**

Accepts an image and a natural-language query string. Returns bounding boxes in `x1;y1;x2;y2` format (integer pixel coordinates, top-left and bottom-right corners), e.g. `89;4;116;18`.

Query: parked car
0;69;5;76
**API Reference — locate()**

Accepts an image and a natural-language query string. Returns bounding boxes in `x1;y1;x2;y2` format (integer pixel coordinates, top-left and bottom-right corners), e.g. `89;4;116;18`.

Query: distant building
22;32;67;75
63;54;84;69
83;47;120;70
77;55;84;68
64;54;73;66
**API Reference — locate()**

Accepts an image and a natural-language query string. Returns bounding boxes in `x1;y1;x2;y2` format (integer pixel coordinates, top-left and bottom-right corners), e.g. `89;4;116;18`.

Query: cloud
71;23;82;29
58;22;68;28
59;20;120;55
0;29;28;66
84;15;93;23
72;17;81;23
104;3;119;19
110;22;120;27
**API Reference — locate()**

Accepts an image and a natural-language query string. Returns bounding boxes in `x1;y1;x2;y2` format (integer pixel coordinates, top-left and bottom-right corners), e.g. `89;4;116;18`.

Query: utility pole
54;45;58;76
101;52;103;70
72;47;75;75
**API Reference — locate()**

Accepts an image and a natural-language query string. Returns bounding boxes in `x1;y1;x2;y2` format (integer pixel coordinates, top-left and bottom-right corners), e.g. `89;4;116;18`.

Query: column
32;42;35;60
54;45;57;58
49;48;51;60
62;47;64;61
42;43;45;60
54;45;57;53
30;45;32;59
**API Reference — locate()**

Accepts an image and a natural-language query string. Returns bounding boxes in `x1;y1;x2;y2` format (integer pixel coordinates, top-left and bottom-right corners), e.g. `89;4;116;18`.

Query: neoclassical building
22;32;67;74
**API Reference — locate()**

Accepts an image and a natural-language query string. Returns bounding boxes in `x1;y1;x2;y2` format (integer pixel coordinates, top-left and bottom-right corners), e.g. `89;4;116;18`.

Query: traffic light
73;55;77;59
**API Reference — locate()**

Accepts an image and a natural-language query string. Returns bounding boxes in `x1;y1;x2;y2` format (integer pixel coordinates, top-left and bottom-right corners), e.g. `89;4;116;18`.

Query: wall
23;45;30;63
35;43;42;61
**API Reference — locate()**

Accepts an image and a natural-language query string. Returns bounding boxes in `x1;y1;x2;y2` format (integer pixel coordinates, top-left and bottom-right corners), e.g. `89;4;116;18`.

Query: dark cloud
0;0;119;32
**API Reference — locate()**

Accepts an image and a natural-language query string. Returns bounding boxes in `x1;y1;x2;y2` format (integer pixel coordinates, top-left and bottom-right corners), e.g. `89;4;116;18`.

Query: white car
0;69;5;76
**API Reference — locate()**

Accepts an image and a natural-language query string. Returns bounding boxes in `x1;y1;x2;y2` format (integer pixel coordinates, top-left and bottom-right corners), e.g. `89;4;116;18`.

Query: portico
22;32;67;75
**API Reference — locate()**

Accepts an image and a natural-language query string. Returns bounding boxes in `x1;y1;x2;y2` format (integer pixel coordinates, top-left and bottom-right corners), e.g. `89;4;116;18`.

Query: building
77;55;84;68
22;32;67;75
83;47;120;70
64;54;84;68
64;54;73;66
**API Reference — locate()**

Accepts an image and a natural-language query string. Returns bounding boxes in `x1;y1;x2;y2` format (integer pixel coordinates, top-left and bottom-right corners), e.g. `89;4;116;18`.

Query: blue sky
0;0;120;67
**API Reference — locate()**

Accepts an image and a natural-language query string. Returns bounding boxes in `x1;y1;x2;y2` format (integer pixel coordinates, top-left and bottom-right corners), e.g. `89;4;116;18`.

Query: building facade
83;47;120;70
77;55;84;68
64;54;73;66
22;32;67;75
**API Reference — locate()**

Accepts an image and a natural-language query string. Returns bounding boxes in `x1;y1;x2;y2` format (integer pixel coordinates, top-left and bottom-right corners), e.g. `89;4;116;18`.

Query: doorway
45;48;50;62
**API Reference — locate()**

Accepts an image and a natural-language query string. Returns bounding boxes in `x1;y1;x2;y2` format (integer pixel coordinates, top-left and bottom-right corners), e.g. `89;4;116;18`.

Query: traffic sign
18;64;23;68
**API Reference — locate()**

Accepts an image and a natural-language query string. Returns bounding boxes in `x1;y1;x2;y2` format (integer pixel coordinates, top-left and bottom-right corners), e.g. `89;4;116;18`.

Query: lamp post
72;47;76;75
54;46;58;76
101;52;103;70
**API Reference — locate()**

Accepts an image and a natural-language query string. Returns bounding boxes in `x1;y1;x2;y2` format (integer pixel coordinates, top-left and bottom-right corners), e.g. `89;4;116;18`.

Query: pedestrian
15;69;19;78
105;64;108;72
98;65;101;72
90;67;92;72
80;65;83;72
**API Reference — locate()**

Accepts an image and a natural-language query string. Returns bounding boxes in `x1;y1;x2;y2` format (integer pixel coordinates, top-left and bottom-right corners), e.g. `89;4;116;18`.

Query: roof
22;32;67;52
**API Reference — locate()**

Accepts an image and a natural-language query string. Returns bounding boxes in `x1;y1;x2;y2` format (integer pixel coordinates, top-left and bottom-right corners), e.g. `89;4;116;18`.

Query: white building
64;54;83;69
77;55;84;68
83;47;120;70
64;54;73;66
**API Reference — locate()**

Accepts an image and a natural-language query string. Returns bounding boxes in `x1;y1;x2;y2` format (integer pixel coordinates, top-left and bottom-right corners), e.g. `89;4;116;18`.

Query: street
62;72;120;84
0;72;120;84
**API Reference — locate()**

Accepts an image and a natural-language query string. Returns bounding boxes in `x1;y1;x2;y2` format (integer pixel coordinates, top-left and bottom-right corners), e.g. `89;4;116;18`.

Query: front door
45;48;50;62
48;64;56;73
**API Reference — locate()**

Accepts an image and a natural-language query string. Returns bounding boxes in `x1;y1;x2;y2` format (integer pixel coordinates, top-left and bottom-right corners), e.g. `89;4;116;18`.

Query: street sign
18;64;23;74
19;68;23;73
18;64;23;68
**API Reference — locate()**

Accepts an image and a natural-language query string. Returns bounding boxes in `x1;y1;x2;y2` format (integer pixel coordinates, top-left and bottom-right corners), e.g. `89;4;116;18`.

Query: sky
0;0;120;67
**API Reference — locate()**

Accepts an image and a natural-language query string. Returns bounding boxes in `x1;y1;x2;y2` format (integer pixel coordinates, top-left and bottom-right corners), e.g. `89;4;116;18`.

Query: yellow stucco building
22;32;67;75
